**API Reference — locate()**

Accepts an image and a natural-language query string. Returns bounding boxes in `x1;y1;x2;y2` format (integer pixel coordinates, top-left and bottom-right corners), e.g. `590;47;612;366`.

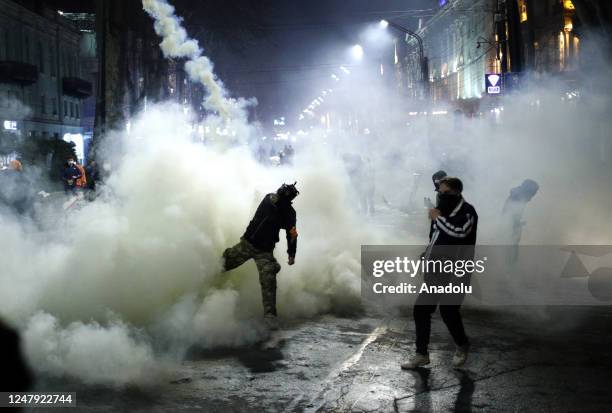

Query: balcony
62;77;93;98
0;61;38;86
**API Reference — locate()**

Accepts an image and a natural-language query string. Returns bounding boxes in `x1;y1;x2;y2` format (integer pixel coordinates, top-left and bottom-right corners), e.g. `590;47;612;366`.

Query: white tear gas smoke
142;0;253;122
1;0;611;389
0;102;380;386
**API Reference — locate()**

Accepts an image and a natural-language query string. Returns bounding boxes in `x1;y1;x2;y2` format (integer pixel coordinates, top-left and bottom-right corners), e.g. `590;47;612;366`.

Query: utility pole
382;20;430;100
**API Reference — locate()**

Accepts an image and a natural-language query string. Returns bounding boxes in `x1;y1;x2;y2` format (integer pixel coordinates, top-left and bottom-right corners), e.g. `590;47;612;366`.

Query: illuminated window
564;16;573;32
518;0;528;22
559;32;566;70
573;36;580;58
564;1;575;11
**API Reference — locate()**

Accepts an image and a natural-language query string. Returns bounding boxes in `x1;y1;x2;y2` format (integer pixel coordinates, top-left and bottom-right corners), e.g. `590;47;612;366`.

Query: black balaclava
432;170;447;207
437;193;462;216
432;170;447;191
276;182;299;203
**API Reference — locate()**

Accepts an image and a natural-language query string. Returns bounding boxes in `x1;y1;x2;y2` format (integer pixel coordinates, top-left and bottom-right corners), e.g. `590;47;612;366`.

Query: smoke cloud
0;100;374;386
0;0;610;389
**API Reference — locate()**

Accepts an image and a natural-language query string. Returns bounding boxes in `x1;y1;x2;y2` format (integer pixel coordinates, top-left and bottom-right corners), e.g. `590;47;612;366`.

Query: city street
31;306;612;412
3;0;612;411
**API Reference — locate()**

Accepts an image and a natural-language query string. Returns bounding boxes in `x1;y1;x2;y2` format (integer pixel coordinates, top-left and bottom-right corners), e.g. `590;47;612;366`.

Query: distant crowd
0;157;101;217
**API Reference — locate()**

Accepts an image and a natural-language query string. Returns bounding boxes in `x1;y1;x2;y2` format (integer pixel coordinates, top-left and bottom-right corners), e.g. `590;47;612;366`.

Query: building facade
403;0;500;104
397;0;581;108
60;12;97;142
515;0;581;76
0;0;92;161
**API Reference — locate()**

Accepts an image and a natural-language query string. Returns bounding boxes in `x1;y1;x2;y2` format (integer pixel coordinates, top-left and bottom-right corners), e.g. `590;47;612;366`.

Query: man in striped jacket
402;176;478;370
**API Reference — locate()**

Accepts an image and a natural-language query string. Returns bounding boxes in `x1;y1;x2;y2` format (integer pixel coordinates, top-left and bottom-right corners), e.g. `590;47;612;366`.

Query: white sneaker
263;315;279;331
401;353;430;370
452;344;469;368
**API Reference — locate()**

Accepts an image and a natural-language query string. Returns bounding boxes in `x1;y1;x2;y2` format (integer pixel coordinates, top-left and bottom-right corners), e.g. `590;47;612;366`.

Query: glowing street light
351;44;364;60
379;19;389;28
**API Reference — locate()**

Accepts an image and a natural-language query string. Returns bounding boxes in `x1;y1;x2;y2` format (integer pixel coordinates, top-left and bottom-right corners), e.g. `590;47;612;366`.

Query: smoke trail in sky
142;0;252;121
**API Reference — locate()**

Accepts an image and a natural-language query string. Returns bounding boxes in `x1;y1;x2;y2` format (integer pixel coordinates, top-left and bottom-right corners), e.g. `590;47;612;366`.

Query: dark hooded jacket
243;193;297;256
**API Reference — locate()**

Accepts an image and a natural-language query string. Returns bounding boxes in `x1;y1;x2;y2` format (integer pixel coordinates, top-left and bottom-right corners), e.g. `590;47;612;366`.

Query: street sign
485;74;502;95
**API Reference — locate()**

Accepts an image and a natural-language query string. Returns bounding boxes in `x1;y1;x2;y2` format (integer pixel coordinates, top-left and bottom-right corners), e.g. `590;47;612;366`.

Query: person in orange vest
62;158;82;195
75;161;87;190
9;159;23;172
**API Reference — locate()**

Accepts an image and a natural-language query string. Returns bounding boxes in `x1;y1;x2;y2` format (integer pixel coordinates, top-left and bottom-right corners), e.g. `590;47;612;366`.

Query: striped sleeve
435;213;474;239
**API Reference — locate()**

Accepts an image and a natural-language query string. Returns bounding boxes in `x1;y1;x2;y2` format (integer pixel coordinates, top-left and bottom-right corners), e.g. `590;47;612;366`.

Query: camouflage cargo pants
222;238;282;317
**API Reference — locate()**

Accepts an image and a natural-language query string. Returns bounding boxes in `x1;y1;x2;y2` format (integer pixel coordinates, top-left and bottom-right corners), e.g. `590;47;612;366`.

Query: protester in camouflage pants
222;238;282;317
221;184;299;323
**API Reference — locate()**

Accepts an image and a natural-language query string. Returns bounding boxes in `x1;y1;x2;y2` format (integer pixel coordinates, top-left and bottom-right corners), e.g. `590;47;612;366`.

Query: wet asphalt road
26;208;612;411
29;306;612;412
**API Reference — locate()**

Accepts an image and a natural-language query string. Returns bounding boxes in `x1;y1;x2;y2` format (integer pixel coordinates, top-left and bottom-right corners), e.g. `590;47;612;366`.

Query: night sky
211;0;437;122
42;0;437;122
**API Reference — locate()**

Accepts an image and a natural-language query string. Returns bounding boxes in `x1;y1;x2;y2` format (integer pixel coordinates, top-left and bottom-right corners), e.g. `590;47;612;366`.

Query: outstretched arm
286;226;297;264
285;208;298;264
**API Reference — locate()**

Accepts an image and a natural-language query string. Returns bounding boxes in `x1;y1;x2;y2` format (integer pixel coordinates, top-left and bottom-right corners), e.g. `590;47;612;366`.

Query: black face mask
437;193;461;216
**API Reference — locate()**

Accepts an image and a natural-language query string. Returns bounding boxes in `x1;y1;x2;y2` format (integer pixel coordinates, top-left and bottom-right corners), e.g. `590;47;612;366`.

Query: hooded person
502;179;539;262
9;159;22;172
403;176;478;370
432;170;447;192
221;183;299;330
62;158;82;195
75;161;87;189
503;179;539;235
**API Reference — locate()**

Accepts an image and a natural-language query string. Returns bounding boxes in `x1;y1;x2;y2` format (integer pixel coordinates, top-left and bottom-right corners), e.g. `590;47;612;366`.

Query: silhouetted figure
0;319;33;391
85;160;100;191
62;158;82;195
361;156;376;215
282;144;295;165
256;146;266;164
503;179;539;262
221;183;299;331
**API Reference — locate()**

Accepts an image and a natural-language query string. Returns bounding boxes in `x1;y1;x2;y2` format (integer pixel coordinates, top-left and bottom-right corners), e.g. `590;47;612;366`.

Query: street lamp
351;44;364;60
380;19;429;99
